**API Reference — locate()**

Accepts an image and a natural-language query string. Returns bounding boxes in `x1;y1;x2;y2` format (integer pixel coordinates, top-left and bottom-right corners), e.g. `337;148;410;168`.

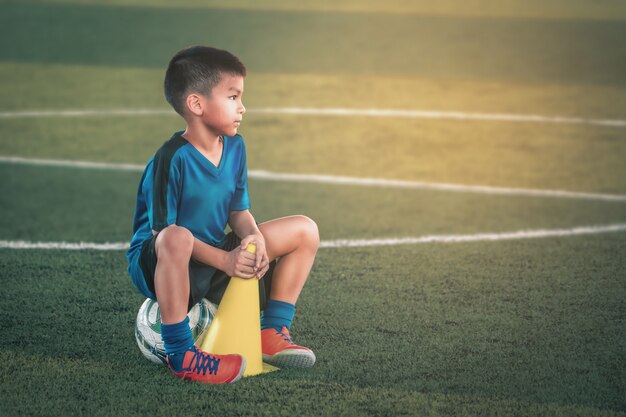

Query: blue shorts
128;231;275;311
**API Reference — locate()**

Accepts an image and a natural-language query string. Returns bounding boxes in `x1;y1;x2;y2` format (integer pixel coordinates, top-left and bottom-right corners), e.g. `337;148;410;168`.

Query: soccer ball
135;297;217;365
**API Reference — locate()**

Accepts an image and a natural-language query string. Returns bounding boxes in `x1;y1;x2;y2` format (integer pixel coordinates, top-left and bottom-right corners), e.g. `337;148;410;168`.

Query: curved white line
1;155;625;203
320;223;626;248
0;107;624;128
251;107;626;128
1;224;625;250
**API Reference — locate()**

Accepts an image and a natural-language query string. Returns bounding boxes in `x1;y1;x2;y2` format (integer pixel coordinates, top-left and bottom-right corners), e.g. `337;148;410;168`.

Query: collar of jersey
177;132;227;176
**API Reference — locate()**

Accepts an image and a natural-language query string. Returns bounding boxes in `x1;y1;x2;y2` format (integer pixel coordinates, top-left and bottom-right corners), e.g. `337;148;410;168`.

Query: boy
127;46;319;384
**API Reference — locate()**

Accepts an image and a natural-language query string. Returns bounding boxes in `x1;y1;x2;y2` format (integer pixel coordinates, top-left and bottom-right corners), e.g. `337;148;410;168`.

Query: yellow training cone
201;243;278;376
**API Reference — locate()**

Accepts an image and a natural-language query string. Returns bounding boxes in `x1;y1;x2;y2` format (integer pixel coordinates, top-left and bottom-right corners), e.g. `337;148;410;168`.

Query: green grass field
1;1;625;416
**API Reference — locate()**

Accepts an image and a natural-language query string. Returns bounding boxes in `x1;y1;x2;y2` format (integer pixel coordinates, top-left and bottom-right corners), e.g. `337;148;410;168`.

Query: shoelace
186;349;221;375
279;331;294;344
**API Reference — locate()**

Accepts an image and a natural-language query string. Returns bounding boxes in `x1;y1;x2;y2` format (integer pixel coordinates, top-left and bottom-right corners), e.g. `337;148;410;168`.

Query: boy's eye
229;96;237;100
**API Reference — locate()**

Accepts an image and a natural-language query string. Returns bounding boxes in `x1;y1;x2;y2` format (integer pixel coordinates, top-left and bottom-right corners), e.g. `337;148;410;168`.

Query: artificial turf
1;1;625;416
1;233;624;416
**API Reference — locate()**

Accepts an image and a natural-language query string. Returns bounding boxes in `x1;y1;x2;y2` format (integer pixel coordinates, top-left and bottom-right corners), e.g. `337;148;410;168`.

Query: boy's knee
297;216;320;251
155;225;194;259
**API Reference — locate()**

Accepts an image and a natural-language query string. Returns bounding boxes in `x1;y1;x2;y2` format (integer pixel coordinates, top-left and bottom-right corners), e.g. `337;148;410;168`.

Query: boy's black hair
164;46;247;116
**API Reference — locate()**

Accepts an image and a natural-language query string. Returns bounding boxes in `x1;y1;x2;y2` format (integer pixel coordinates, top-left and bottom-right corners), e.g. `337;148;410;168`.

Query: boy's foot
166;345;246;384
261;326;316;368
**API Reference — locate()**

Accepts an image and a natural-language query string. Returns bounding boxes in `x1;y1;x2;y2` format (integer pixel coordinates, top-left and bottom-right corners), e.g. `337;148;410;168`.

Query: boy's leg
258;215;320;304
150;225;246;383
257;215;319;368
153;225;193;324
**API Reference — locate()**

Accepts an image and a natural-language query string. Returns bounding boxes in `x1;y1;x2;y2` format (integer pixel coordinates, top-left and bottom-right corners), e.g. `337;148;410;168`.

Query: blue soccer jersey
127;131;250;297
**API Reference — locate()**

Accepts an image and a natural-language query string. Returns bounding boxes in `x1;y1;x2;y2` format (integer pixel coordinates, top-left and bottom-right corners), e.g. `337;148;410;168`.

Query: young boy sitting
127;46;319;384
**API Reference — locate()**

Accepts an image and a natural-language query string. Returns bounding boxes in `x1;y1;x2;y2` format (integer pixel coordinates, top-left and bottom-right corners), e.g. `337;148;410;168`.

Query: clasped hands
223;234;270;280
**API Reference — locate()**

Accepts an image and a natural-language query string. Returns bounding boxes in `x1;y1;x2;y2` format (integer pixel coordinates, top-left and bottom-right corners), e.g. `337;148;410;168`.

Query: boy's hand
224;245;257;279
240;234;270;280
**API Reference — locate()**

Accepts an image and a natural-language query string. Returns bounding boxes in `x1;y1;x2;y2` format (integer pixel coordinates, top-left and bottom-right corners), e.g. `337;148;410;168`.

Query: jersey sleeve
230;138;250;211
149;141;185;232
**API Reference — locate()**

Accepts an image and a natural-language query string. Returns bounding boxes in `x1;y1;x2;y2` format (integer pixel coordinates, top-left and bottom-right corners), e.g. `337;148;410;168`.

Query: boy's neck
182;123;222;153
182;124;224;167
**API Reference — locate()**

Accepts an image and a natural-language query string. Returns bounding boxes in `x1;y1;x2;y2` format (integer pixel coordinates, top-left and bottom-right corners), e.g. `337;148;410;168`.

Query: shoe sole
263;349;316;368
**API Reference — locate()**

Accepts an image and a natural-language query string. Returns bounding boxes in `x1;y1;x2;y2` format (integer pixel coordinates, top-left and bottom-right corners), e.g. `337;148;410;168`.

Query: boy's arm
228;210;270;278
152;229;227;272
190;239;229;274
228;209;261;241
191;236;259;280
189;210;268;279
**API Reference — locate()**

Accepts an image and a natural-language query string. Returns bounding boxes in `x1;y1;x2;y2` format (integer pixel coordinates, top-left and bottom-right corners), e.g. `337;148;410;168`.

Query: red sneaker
166;346;246;384
261;326;316;368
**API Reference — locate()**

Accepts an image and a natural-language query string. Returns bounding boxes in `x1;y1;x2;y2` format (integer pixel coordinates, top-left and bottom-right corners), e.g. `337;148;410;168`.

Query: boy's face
197;73;246;137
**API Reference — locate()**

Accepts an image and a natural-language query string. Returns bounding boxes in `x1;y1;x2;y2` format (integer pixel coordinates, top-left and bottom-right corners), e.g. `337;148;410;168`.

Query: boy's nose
239;103;246;114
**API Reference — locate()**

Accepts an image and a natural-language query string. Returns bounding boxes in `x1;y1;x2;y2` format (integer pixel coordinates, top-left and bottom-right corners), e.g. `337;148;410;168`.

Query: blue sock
161;316;195;371
261;299;296;332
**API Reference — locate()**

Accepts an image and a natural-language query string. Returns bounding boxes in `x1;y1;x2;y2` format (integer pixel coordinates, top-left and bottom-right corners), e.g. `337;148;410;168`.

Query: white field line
0;109;173;118
252;107;626;128
0;241;130;250
248;170;626;202
0;156;145;172
1;155;626;203
0;107;625;128
1;224;625;250
321;223;626;248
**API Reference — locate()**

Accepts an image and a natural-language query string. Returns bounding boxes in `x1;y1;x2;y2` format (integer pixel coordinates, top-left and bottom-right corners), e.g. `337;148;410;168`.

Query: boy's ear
185;93;203;116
